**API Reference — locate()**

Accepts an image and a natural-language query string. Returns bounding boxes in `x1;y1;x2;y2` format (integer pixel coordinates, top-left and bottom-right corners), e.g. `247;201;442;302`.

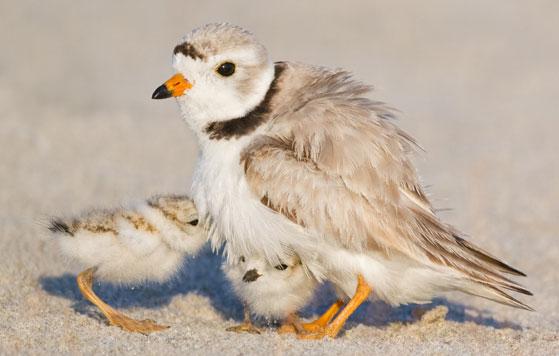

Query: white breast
191;137;321;267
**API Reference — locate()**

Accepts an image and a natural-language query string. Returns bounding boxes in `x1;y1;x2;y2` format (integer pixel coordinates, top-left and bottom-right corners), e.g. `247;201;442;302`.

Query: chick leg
76;267;169;335
298;275;371;339
278;299;344;334
225;306;261;334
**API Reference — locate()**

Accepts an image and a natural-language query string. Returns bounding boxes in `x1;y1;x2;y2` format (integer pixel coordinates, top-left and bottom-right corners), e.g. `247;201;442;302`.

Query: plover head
239;255;293;283
227;254;307;289
146;195;201;234
224;254;318;319
153;23;274;135
228;254;313;292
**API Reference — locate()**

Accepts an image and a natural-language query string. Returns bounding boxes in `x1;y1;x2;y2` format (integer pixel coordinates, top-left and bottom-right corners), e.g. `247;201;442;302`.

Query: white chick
49;194;206;334
223;254;327;334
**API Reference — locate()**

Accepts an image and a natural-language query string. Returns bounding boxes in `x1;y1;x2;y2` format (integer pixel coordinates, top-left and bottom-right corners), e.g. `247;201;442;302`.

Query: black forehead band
173;42;206;60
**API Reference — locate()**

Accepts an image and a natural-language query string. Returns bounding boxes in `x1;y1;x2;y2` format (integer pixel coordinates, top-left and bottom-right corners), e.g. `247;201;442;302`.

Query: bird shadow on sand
39;245;521;331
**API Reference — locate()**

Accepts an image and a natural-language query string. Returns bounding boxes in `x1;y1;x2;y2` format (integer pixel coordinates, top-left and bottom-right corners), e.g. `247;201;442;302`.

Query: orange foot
278;299;345;335
278;321;323;334
296;325;339;340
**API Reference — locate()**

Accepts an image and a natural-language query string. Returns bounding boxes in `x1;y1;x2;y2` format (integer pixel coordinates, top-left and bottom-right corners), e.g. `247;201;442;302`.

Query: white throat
176;61;275;139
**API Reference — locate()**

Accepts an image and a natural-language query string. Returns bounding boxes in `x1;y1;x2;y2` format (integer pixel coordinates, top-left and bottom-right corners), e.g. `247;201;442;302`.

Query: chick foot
226;322;262;334
104;311;169;334
226;307;261;334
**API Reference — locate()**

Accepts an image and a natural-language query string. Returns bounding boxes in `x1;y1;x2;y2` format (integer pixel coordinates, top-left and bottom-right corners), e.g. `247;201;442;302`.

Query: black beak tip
152;84;172;100
242;269;262;283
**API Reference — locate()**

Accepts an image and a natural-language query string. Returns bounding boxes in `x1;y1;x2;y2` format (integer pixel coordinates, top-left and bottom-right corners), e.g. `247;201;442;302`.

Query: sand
1;0;558;354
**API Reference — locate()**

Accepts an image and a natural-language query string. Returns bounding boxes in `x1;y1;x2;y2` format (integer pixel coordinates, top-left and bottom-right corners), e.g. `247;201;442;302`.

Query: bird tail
48;218;75;236
448;233;534;311
407;206;533;310
457;278;534;311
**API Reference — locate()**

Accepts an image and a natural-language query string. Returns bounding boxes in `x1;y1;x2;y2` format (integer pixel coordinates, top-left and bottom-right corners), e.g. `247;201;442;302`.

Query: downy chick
49;194;206;334
223;254;333;334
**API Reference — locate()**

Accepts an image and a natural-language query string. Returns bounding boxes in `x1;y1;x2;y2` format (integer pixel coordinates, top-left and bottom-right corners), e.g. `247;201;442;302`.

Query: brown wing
241;63;531;308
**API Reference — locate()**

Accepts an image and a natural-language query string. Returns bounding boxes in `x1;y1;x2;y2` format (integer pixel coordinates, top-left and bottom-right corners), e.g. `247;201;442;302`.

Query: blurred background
0;0;557;353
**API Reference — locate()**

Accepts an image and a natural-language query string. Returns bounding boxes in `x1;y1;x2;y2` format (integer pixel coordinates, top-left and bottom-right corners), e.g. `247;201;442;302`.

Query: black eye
217;62;235;77
239;256;245;263
274;264;288;271
188;219;198;226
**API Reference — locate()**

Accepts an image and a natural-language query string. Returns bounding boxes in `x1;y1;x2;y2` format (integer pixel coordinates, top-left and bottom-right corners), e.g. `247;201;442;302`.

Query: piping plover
49;194;206;334
153;23;532;339
223;254;321;334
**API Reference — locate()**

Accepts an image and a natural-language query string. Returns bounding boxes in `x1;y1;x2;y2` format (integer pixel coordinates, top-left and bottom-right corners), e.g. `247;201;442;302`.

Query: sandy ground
1;0;558;354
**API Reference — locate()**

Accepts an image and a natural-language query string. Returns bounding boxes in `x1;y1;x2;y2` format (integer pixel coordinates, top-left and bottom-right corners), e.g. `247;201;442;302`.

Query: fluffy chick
49;194;206;334
223;254;324;334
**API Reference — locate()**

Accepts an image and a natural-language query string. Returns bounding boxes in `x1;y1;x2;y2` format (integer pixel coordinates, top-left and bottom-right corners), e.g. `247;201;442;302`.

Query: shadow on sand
40;246;521;330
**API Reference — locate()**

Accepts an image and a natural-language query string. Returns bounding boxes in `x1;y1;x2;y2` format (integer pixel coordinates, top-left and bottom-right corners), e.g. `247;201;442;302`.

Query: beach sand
1;1;558;354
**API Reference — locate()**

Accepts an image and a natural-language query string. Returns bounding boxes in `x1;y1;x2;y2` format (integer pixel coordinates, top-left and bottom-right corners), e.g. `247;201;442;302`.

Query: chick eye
239;256;245;263
188;219;199;226
216;62;235;77
274;264;288;271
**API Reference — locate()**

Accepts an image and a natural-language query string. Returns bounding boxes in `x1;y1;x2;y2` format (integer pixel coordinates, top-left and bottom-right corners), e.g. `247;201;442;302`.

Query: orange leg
278;299;344;334
299;275;371;339
77;267;169;335
307;299;345;329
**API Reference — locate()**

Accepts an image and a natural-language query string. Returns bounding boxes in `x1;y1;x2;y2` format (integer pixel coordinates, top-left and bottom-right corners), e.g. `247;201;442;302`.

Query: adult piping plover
49;194;205;334
223;254;325;335
153;23;532;339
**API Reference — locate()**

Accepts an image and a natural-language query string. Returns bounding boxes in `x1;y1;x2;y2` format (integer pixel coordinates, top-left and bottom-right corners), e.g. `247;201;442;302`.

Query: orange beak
152;73;192;99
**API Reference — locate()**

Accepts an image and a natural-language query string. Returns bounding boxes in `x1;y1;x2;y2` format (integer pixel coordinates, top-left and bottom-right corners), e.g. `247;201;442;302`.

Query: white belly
321;246;460;305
